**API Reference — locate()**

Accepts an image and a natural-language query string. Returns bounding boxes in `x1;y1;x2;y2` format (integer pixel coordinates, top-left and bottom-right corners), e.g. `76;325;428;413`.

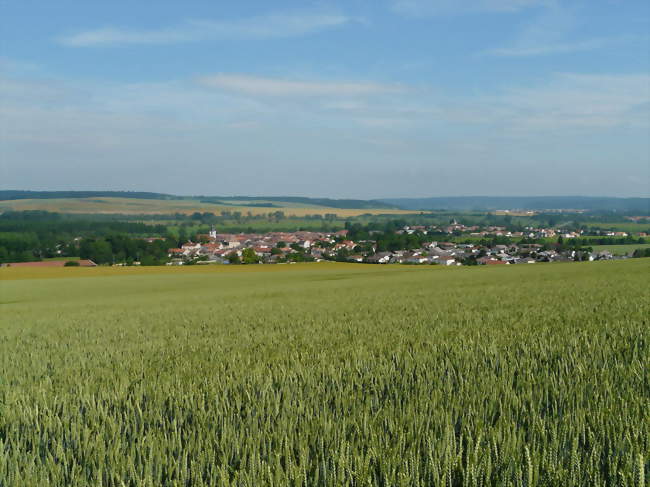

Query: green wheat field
1;261;648;486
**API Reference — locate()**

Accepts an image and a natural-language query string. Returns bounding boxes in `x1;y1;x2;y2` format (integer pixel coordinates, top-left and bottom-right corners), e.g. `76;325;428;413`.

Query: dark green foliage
0;211;171;263
78;236;174;265
632;248;650;258
241;248;260;264
285;252;314;263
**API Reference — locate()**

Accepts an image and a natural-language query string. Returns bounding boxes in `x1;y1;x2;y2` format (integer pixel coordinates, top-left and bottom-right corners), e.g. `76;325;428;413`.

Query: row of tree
79;236;175;265
0;212;181;264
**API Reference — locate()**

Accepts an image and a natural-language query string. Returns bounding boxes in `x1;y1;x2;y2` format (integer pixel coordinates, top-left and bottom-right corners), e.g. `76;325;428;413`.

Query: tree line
0;211;172;263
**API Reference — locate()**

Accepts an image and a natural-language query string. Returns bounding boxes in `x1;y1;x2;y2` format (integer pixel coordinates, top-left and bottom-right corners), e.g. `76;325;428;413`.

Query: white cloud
58;12;351;47
227;121;260;130
354;117;409;128
485;38;607;56
481;3;645;58
198;74;403;97
490;73;650;130
2;70;648;196
0;57;40;75
2;71;646;152
391;0;550;16
485;32;648;57
2;70;647;141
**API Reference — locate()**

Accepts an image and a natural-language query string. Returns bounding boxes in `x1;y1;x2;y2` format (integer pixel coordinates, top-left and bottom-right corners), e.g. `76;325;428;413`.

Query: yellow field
0;197;416;217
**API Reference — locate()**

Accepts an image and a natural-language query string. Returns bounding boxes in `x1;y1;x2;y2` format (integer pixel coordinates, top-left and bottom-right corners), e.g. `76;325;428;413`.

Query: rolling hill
379;196;650;212
0;192;409;217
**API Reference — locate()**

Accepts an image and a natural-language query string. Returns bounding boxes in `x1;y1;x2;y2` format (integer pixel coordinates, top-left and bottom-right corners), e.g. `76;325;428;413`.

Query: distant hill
379;196;650;213
0;191;395;210
200;196;395;210
0;190;174;201
3;191;647;213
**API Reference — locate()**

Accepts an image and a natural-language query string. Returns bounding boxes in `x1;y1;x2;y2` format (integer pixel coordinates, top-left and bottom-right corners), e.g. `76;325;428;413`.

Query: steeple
209;225;217;239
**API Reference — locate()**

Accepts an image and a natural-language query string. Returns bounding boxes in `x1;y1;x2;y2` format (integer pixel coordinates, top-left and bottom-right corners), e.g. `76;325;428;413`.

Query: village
167;223;641;266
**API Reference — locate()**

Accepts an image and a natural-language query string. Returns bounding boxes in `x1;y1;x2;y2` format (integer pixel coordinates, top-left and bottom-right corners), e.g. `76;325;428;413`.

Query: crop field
1;261;648;486
0;197;416;218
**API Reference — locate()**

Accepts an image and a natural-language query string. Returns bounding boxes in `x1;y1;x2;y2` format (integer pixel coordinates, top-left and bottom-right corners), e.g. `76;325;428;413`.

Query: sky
1;0;649;198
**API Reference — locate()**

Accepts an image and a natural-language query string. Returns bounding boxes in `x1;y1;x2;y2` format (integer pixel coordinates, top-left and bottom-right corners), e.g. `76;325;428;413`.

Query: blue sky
1;0;648;198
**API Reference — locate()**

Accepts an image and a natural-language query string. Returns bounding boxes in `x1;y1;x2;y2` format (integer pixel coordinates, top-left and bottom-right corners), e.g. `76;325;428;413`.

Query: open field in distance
583;222;650;233
1;260;648;485
591;243;650;255
0;197;417;218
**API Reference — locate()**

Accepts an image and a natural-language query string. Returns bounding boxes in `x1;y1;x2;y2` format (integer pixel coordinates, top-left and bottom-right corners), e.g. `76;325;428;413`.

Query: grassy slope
0;197;415;217
1;260;648;485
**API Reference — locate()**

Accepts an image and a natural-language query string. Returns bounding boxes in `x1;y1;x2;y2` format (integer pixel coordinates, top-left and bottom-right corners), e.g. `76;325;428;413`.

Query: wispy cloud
485;38;610;56
2;70;647;196
58;12;352;47
354;117;409;128
488;73;650;130
2;70;646;148
198;74;403;97
0;56;40;75
481;4;645;58
391;0;550;16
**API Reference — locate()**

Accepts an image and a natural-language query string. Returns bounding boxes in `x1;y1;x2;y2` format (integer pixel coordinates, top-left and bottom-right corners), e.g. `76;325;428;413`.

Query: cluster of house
167;228;352;265
166;226;625;266
402;222;587;239
359;244;620;266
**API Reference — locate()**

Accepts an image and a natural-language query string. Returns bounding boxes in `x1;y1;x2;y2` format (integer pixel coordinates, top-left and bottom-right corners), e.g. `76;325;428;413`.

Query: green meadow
591;243;650;255
1;261;648;486
583;222;650;233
